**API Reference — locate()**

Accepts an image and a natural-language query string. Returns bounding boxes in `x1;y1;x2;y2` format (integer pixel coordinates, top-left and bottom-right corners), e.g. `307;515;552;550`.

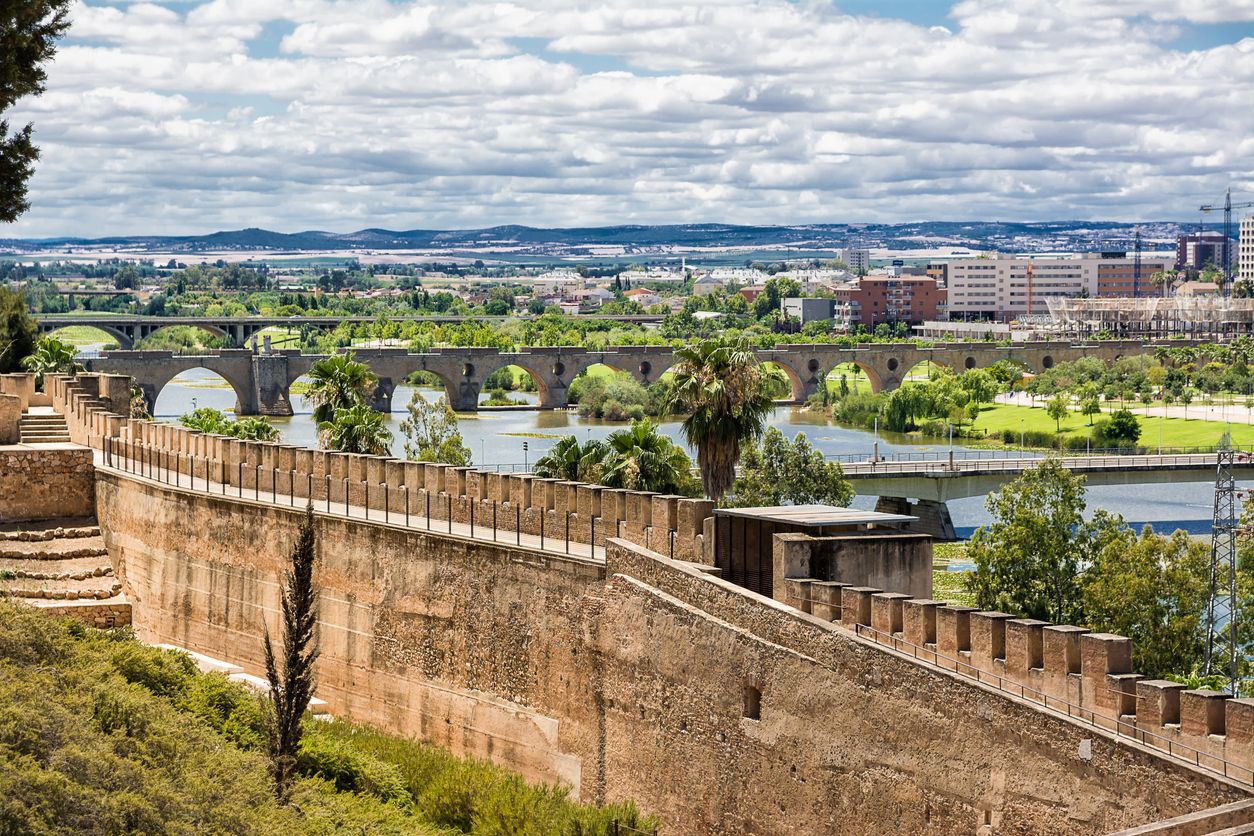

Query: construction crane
1199;189;1254;289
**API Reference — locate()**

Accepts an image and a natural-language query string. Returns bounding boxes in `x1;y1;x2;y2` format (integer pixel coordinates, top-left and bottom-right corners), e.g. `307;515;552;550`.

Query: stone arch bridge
85;340;1156;416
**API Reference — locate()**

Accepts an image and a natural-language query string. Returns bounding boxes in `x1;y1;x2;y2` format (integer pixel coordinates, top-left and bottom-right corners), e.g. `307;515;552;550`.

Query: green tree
400;390;471;466
668;336;780;502
598;419;697;496
1;1;72;222
180;406;279;442
304;353;378;425
725;428;854;508
19;334;80;386
1097;409;1141;447
0;286;36;372
969;459;1124;623
533;435;607;482
1046;394;1069;431
318;403;392;455
264;505;320;803
1082;527;1208;680
1080;395;1101;425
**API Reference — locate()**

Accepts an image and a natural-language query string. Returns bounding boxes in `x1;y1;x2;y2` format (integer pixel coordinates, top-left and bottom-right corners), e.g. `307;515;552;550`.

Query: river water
154;368;1224;537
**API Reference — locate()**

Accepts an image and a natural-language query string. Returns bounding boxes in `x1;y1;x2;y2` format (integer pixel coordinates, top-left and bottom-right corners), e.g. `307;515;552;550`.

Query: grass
968;401;1254;448
0;600;657;834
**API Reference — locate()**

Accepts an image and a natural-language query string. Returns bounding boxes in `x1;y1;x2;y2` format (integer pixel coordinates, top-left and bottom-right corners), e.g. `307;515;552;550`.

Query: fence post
492;501;497;542
404;486;409;527
325;474;331;513
447;494;452;533
516;505;521;545
363;481;369;520
565;512;570;554
255;465;260;501
470;498;475;538
238;462;243;498
290;470;296;507
384;484;389;524
273;468;278;504
343;478;349;517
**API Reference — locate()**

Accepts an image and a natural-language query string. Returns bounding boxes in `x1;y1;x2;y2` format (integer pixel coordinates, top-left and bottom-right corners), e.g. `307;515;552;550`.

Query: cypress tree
264;504;320;803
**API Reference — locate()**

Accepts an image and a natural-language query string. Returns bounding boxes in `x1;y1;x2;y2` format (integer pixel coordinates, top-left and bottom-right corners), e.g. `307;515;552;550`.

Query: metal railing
101;438;604;562
839;452;1245;477
825;445;1239;465
846;620;1253;787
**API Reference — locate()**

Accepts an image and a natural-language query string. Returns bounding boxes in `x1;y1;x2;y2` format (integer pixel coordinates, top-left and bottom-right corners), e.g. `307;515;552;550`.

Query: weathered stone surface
0;447;95;522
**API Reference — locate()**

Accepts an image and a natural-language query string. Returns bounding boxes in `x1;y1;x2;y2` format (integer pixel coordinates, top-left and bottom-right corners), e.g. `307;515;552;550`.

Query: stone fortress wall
46;372;715;562
43;370;1254;833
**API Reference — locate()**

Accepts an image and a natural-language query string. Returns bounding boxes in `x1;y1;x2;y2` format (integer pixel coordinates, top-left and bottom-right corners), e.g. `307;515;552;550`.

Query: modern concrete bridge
86;339;1154;416
843;452;1252;539
37;313;664;349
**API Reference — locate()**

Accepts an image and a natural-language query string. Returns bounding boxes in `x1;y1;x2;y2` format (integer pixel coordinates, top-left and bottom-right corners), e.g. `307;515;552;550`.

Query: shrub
109;644;196;699
296;725;412;806
180;672;266;750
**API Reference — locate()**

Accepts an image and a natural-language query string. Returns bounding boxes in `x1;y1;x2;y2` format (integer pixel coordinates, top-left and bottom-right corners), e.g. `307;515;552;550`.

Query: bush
109;644;196;699
180;672;266;750
296;725;412;806
1093;409;1141;447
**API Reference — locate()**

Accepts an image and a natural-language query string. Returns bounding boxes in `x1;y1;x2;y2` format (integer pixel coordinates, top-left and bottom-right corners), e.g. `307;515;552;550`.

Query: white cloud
4;0;1254;236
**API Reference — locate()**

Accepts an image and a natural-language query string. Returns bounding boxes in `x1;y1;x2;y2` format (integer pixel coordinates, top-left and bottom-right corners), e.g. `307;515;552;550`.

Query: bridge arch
148;365;251;418
826;360;884;395
477;361;548;408
135;322;232;351
42;324;130;353
761;359;807;402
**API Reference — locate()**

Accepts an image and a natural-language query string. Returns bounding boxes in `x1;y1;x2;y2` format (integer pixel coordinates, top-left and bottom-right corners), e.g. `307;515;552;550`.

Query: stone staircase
0;517;129;628
19;409;71;444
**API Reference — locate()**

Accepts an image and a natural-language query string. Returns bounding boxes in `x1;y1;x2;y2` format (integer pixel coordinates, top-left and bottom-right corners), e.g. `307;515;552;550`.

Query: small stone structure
0;446;96;523
0;393;19;445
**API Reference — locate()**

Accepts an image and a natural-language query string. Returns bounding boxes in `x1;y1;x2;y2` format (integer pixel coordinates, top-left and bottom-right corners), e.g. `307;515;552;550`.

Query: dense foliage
0;286;36;373
1;0;71;222
318;403;393;456
19;335;80;386
0;600;656;833
401;389;472;466
535;421;700;497
179;406;280;441
967;459;1235;679
724;428;854;509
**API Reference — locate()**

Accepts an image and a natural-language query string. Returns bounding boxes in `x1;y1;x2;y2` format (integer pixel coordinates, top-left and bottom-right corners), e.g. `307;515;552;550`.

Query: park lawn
969;402;1254;448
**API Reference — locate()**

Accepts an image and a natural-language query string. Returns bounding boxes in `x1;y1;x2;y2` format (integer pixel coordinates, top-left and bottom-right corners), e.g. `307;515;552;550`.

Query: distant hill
0;220;1204;256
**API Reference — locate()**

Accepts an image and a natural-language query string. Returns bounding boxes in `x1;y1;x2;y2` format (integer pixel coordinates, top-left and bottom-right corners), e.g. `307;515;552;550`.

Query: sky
5;0;1254;238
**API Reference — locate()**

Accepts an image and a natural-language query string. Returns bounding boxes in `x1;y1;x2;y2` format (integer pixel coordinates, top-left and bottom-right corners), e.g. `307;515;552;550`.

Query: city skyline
6;0;1254;238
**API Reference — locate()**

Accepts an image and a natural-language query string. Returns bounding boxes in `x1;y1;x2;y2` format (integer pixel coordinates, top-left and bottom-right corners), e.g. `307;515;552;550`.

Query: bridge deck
841;453;1248;479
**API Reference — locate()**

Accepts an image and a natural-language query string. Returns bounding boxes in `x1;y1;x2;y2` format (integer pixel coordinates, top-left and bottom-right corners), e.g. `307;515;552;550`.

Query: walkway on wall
95;441;606;563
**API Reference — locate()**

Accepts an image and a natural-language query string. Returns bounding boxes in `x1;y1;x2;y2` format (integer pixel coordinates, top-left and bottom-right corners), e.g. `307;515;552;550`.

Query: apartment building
831;275;946;328
1175;232;1238;273
944;252;1172;321
839;247;871;272
1241;217;1254;282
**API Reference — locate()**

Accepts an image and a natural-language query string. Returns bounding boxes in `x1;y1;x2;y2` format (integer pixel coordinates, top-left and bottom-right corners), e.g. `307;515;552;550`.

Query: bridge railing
826;445;1235;464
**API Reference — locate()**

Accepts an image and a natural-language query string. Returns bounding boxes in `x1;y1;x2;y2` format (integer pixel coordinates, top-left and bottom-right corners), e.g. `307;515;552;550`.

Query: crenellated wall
45;372;716;562
44;370;1254;833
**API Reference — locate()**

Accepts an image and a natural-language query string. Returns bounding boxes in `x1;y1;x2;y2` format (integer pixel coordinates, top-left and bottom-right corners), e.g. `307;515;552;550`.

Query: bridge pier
876;496;957;542
372;377;396;414
249;354;293;416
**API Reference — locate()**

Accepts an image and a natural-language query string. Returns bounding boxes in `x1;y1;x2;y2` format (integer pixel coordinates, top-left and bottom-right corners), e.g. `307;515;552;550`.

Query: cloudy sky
6;0;1254;237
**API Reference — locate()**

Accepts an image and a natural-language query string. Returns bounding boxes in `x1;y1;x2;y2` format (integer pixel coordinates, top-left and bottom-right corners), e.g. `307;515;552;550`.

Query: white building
1241;216;1254;282
839;248;870;272
944;252;1173;321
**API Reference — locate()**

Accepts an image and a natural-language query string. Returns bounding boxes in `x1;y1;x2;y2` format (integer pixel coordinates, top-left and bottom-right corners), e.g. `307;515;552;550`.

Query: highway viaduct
85;338;1158;417
36;313;665;349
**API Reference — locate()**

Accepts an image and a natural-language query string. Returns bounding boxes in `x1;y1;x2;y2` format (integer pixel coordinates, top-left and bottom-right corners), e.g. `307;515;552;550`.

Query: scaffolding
1046;296;1254;340
1205;442;1241;696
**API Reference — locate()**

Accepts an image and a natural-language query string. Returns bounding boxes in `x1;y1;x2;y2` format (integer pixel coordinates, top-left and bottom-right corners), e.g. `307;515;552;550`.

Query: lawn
968;401;1254;449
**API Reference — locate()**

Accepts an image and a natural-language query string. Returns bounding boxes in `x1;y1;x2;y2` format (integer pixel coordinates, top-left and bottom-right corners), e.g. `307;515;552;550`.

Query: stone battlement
45;372;715;562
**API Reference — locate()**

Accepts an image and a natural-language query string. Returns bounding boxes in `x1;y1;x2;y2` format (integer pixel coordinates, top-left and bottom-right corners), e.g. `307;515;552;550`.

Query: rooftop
713;504;917;528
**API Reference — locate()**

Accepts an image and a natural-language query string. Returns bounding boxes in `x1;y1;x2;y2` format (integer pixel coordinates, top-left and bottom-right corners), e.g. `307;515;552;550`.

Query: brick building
832;275;946;328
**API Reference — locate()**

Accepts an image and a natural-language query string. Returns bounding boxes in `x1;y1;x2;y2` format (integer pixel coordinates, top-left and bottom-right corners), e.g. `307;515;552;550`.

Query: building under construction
1046;295;1254;340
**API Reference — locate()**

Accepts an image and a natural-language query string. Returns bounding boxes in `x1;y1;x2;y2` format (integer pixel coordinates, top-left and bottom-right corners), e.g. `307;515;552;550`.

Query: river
153;368;1225;537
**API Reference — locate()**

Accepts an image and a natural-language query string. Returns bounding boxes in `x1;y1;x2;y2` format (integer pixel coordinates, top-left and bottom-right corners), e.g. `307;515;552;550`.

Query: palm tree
600;419;695;495
318;403;392;455
667;336;779;502
304;353;378;425
533;435;607;482
20;336;82;387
